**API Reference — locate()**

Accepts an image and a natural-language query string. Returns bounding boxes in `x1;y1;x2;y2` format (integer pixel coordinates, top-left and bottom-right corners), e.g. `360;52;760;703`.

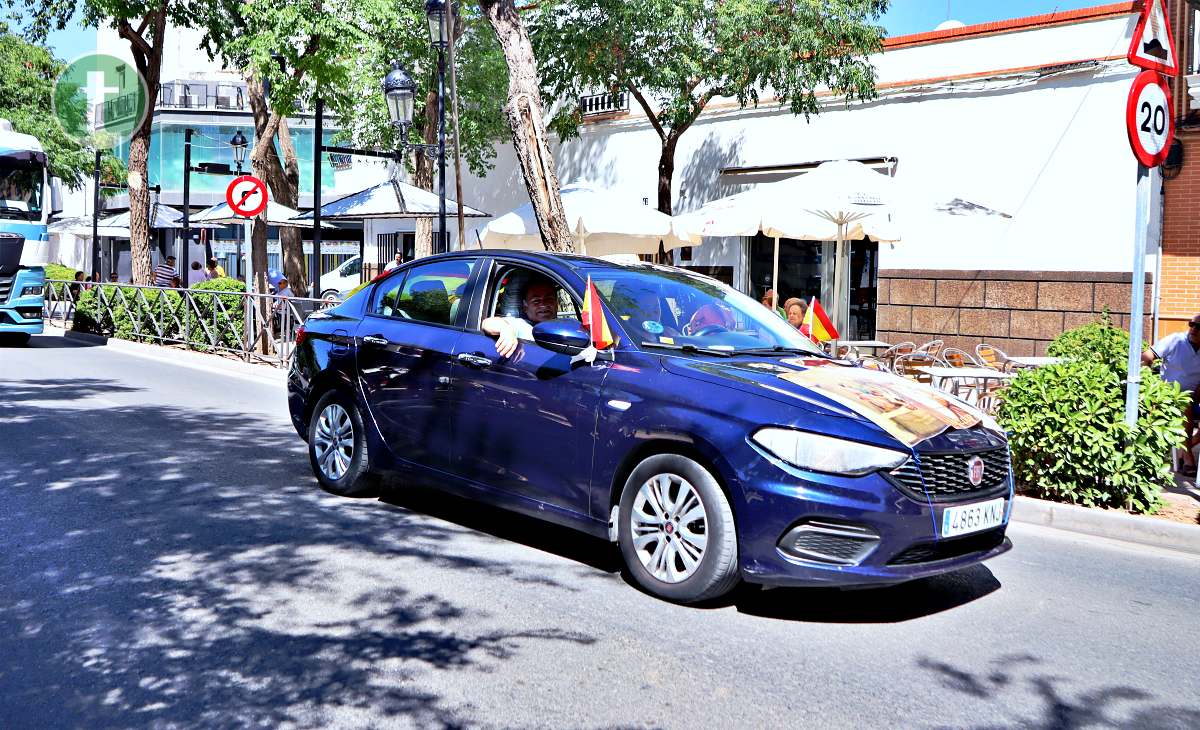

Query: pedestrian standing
154;256;177;287
384;252;404;272
187;260;207;287
208;257;225;279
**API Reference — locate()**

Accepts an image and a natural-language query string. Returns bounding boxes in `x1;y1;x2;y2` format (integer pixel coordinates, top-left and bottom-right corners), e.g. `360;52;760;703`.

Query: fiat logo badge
967;456;985;486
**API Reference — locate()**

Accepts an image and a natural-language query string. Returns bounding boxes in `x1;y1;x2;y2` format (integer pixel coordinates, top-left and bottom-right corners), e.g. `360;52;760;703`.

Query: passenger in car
481;276;561;358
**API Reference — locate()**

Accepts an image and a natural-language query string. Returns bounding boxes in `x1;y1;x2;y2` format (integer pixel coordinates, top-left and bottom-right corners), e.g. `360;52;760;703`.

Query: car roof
431;249;671;274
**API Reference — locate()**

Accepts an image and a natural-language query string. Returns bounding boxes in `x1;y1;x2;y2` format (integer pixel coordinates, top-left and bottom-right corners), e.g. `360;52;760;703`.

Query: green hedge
44;263;78;297
998;315;1187;513
73;277;247;353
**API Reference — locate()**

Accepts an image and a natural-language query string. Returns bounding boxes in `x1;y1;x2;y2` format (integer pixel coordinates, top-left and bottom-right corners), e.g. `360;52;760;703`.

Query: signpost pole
312;97;323;297
182;128;192;290
1125;164;1152;429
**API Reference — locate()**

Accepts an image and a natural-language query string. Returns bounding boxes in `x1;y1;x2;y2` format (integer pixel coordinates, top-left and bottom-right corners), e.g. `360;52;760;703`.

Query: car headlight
21;285;43;297
752;428;909;475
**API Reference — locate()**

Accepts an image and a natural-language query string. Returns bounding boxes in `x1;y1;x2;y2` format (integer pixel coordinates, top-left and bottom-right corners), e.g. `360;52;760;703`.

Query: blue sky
881;0;1108;37
35;1;1113;59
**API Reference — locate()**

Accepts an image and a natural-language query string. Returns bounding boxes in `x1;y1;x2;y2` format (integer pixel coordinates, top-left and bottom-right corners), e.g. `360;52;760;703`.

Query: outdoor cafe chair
976;343;1015;372
941;347;978;368
879;341;915;369
858;357;889;372
892;353;938;385
917;339;945;359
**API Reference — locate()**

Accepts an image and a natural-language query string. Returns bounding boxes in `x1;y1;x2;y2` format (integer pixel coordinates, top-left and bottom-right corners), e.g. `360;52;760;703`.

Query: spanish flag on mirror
581;276;615;349
800;297;839;344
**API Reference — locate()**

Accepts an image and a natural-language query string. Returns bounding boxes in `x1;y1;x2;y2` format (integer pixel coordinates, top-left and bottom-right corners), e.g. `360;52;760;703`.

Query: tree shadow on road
916;653;1200;729
0;379;597;728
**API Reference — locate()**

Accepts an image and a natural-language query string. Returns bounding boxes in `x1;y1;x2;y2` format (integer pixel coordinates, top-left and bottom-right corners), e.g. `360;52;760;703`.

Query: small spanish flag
800;297;839;344
581;276;615;349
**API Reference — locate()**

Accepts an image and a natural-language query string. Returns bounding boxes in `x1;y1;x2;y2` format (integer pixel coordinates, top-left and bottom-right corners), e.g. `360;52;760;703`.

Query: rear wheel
307;390;378;497
617;454;739;603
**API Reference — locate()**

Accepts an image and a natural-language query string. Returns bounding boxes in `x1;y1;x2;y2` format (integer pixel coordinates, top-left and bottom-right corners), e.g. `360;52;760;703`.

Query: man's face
523;282;558;323
166;258;176;267
1188;317;1200;345
394;254;403;263
108;273;117;282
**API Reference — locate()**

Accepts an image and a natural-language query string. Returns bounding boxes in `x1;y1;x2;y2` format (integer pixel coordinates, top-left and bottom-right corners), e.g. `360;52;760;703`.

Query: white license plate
940;498;1007;538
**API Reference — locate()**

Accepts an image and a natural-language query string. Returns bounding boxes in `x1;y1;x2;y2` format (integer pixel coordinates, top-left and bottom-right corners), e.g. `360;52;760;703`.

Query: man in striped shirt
153;256;177;287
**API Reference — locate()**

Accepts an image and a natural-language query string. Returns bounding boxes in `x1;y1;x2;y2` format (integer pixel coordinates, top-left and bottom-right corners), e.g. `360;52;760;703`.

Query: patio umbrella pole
834;222;846;350
771;236;780;312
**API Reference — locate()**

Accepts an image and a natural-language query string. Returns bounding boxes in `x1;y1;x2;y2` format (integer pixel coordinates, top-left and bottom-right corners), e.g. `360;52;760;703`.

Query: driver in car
613;283;683;342
482;276;560;358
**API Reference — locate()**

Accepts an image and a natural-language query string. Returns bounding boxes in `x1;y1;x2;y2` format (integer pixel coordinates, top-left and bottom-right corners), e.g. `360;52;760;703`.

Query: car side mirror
532;320;591;355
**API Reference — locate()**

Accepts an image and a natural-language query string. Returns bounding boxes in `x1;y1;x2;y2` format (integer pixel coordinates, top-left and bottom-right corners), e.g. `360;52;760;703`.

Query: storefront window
747;234;878;339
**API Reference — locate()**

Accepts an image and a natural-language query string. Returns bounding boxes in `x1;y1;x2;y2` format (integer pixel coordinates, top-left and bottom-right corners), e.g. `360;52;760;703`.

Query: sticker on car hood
777;364;982;447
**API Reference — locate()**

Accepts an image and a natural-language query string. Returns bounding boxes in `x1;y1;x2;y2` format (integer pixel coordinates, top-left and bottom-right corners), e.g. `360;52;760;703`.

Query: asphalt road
2;332;1198;729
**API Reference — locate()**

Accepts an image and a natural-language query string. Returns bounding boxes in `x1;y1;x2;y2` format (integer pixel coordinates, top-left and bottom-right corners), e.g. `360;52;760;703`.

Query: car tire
307;389;379;497
321;289;340;302
617;454;739;603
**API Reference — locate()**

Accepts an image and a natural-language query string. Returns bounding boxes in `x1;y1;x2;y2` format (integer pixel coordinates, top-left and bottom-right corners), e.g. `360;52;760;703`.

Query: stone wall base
876;270;1153;357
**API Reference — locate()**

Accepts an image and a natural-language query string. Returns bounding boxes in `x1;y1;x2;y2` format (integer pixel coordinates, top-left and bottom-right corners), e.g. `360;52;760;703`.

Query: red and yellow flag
800;297;839;343
581;276;615;349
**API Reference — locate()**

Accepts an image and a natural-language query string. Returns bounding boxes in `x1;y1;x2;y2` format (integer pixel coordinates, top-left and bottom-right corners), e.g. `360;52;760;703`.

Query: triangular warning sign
1128;0;1177;76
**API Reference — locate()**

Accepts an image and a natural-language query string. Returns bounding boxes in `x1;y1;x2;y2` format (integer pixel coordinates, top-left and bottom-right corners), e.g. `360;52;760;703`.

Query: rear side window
374;258;475;326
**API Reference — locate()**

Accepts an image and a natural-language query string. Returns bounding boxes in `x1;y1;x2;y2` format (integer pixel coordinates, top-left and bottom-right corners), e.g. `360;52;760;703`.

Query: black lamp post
381;1;450;255
230;130;247;175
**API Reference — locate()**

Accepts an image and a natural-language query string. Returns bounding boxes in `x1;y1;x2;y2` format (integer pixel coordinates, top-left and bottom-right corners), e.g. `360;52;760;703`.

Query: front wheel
617;454;739;603
307;390;379;497
0;333;31;346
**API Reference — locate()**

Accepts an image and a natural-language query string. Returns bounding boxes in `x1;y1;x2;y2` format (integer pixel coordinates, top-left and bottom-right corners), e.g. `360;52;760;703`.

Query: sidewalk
46;324;286;387
1011;491;1200;557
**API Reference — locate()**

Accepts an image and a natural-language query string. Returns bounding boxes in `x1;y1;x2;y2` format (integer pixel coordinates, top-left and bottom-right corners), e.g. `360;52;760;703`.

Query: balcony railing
579;91;629;118
157;80;254;112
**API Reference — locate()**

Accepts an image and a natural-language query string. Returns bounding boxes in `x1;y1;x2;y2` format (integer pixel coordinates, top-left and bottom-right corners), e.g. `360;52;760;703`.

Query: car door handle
456;352;493;369
361;334;390;347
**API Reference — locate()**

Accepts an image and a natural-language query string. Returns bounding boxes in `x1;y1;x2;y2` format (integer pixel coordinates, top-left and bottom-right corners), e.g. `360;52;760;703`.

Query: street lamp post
380;0;452;256
231;130;247;175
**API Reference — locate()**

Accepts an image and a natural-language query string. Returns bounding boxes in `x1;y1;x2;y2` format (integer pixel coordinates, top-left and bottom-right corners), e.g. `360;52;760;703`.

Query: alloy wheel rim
313;403;354;481
630;473;708;583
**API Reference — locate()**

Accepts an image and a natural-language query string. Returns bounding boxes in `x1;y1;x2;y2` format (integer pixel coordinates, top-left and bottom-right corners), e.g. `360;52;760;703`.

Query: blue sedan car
287;251;1012;603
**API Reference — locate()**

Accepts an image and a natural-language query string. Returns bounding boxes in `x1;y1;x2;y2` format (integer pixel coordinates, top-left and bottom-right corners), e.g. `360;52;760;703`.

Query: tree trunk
274;118;308;297
413;87;439;260
657;136;678;216
479;0;573;252
120;10;166;285
246;77;281;301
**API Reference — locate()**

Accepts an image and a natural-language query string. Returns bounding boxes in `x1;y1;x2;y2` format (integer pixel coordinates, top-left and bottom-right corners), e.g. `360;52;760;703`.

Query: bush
998;317;1187;513
71;279;247;355
44;263;78;298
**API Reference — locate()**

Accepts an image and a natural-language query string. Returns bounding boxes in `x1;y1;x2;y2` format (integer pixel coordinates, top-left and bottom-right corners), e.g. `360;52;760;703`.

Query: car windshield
0;160;44;221
591;267;823;355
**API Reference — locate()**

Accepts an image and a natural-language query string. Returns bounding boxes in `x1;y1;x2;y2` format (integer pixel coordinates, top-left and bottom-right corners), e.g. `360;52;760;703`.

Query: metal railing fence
43;280;337;368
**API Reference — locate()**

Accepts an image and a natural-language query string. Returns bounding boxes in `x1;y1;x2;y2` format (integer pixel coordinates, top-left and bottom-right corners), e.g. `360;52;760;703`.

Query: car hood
660;355;996;448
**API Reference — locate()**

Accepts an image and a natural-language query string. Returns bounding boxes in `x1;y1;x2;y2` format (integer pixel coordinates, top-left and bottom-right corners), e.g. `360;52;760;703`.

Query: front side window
592;267;823;354
374;258;475;326
0;160;44;221
486;265;580;340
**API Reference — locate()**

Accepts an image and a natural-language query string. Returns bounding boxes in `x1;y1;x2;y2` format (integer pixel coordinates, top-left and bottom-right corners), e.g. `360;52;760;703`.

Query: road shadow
731;563;1002;624
916;653;1200;729
0;379;597;728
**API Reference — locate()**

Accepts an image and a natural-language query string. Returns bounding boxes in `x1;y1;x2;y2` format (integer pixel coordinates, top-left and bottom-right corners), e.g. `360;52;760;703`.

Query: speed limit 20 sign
1126;69;1175;168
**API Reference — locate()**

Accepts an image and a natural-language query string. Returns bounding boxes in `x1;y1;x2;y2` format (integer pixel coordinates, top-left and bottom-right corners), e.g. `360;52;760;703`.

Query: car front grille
0;275;12;303
777;521;880;566
887;528;1007;565
888;448;1010;502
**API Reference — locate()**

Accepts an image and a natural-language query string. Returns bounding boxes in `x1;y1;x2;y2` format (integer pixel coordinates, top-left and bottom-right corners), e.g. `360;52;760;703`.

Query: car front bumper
733;454;1013;588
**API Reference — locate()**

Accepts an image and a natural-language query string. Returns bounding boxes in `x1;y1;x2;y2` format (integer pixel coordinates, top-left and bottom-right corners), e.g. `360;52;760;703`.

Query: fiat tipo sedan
288;252;1012;603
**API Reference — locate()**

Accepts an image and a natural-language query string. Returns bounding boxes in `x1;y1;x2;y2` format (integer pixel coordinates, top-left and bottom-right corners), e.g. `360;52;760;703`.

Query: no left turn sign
1126;70;1174;168
226;175;269;218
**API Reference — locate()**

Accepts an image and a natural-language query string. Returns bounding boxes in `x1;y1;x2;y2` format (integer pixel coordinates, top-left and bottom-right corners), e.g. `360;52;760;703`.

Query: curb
53;326;286;387
1011;495;1200;556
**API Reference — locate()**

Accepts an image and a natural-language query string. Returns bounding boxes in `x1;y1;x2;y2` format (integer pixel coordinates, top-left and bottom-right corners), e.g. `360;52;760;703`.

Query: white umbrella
192;200;338;228
478;183;694;256
675;160;1008;332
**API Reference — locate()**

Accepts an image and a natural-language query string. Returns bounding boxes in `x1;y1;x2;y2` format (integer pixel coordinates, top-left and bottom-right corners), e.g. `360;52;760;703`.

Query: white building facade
459;2;1153;356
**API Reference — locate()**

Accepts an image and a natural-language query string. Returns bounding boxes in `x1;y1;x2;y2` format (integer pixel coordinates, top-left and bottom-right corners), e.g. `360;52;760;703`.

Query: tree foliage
0;27;124;189
530;0;888;213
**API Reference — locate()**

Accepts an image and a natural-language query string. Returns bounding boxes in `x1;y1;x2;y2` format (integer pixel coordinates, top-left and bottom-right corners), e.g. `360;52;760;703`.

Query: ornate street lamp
381;58;448;254
425;0;449;49
230;130;247;175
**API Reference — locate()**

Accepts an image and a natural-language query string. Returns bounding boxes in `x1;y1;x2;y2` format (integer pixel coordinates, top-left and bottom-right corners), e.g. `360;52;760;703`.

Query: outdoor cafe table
913;366;1015;400
839;339;891;352
1007;356;1063;367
